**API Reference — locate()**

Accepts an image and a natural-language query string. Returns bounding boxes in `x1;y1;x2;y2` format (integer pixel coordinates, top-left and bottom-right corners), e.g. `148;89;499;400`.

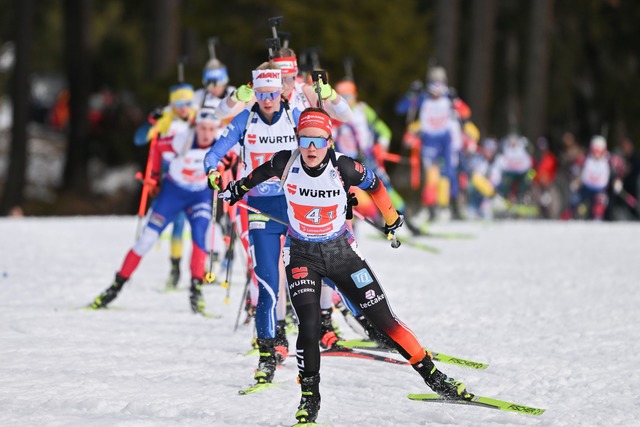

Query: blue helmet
202;59;229;87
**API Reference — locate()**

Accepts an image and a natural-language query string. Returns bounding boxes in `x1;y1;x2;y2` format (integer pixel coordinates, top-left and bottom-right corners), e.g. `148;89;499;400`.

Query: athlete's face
255;86;282;117
298;127;330;168
196;121;217;148
207;83;226;98
173;103;192;120
282;73;296;97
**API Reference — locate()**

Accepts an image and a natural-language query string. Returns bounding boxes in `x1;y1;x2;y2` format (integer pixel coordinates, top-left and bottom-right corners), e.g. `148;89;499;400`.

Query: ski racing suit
204;102;301;340
239;149;429;376
119;129;213;282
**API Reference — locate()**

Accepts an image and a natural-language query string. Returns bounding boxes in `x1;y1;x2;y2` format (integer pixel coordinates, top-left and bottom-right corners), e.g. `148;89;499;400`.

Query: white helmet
428;66;447;84
590;135;607;155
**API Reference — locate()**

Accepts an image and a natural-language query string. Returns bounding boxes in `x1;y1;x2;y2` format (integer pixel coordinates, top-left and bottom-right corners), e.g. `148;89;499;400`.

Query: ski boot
89;274;127;309
413;354;473;400
295;373;321;424
274;320;289;365
166;257;180;289
189;278;206;314
319;309;341;349
254;338;277;384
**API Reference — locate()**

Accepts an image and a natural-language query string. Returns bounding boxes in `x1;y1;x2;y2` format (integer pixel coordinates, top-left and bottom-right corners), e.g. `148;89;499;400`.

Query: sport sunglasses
255;90;282;101
298;136;329;149
173;100;192;108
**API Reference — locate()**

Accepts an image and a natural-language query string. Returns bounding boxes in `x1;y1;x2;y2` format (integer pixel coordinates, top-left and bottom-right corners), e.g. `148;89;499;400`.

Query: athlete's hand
383;215;404;236
219;179;249;206
231;84;254;103
207;170;221;191
372;143;386;168
220;152;239;172
148;106;164;122
319;81;338;101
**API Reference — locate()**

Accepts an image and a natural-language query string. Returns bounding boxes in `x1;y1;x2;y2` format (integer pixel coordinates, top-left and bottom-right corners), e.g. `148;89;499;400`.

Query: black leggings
285;232;425;375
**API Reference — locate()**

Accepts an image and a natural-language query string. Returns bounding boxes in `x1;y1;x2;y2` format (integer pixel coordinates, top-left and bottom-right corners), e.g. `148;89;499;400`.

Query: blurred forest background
1;0;639;216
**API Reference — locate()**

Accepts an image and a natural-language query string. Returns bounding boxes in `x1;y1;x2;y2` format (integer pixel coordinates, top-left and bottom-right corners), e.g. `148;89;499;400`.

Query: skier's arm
338;156;399;226
220;151;292;204
203;110;250;174
241;150;291;188
215;84;256;119
301;84;352;122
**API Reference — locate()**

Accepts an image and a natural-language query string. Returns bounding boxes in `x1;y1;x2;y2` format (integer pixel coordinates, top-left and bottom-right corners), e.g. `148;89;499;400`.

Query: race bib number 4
290;201;338;234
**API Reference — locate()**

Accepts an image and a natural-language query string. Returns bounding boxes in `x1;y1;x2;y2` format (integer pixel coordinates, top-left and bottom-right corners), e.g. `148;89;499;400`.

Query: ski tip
203;311;222;319
238;381;278;395
407;393;546;416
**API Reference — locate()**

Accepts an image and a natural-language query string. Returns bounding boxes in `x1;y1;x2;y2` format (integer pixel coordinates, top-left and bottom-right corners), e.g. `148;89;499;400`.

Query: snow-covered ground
1;217;639;426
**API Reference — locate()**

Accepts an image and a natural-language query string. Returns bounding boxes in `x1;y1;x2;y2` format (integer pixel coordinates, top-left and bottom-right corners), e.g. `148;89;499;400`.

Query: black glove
346;192;359;220
148;106;164;122
219;179;249;206
383;215;404;235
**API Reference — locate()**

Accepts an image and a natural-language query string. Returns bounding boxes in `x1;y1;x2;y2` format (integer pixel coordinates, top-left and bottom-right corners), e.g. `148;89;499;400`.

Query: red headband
274;56;298;75
298;110;332;135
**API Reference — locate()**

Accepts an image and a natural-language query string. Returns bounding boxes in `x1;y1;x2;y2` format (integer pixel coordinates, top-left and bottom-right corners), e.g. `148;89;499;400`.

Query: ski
291;422;318;426
321;347;409;366
78;305;126;312
407;393;545;416
156;286;184;294
81;305;221;318
336;339;489;370
238;381;279;395
243;348;259;356
200;311;222;319
367;234;440;253
428;350;488;370
415;225;476;240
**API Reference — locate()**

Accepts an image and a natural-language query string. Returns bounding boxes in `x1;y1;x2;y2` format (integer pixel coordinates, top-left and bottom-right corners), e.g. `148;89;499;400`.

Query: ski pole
311;69;328;110
614;179;638;208
205;189;219;283
234;272;253;331
620;189;638;209
351;209;401;249
234;200;289;226
135;129;159;239
219;215;237;304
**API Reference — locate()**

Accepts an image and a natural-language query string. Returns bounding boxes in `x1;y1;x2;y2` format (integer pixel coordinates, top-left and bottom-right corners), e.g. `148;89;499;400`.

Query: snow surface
1;217;640;427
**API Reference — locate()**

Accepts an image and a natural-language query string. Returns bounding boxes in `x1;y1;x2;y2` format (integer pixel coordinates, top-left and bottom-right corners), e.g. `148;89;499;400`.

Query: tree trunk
0;0;33;215
465;0;498;138
523;0;554;141
147;0;181;80
434;0;461;86
62;0;92;195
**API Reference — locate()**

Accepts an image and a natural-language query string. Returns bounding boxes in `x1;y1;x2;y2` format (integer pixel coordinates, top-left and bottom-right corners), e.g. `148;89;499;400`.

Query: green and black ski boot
189;278;206;314
166;257;181;289
413;354;473;400
295;373;321;424
255;338;277;384
89;274;127;309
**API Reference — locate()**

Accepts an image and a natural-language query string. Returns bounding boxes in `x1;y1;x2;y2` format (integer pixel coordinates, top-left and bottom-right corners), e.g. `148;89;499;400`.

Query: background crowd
0;0;639;222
